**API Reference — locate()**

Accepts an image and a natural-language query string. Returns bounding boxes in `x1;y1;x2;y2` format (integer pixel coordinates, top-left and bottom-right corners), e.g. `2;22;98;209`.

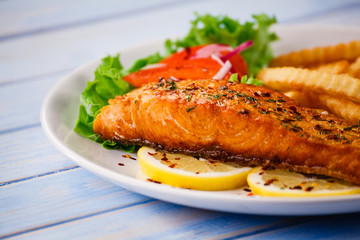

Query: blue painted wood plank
0;71;66;132
0;126;75;183
0;0;186;39
1;0;359;82
241;212;360;240
283;1;360;24
0;168;152;238
5;199;302;240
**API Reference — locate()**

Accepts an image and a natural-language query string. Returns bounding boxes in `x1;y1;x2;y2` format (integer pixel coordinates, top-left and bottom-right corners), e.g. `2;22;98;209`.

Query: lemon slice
138;146;252;191
247;167;360;197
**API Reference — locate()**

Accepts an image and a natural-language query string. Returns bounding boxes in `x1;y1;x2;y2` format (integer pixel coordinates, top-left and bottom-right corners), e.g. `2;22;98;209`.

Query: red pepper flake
305;186;314;192
290;185;302;190
196;172;200;174
327;179;335;183
122;154;136;160
147;179;162;184
247;193;254;196
219;85;228;90
175;157;181;160
289;106;297;111
264;178;278;186
118;163;125;166
169;163;177;168
209;160;217;164
148;152;157;156
259;172;264;175
262;166;274;171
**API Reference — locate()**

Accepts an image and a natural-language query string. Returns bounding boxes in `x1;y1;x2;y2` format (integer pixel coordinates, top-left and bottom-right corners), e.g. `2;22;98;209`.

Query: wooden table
2;0;360;239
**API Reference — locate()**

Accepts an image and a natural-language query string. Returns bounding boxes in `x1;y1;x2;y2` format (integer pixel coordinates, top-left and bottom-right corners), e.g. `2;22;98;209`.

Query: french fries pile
258;40;360;124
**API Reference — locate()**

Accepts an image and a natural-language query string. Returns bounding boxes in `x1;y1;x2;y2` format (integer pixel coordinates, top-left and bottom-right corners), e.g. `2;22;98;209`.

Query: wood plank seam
0;165;80;187
214;216;327;239
0;199;156;239
0;68;72;87
0;0;204;42
281;2;360;23
0;123;41;136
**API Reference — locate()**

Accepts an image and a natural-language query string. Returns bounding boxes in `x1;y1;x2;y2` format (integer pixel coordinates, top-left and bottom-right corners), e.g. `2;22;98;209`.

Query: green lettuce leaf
240;75;263;86
74;54;137;151
125;52;163;74
166;13;278;75
228;73;263;86
241;14;278;75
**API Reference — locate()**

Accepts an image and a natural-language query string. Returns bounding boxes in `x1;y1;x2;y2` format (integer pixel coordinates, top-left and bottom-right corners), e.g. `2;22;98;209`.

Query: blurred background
1;0;360;82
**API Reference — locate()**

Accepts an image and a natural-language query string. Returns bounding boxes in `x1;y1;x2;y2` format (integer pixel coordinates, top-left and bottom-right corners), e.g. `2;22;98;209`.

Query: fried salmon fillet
93;79;360;184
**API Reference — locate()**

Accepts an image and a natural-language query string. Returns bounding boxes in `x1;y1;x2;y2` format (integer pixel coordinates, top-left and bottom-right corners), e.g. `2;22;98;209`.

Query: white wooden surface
1;0;360;239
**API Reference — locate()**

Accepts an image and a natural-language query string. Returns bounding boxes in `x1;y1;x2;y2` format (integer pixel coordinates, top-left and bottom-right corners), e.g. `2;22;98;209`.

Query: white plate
41;25;360;216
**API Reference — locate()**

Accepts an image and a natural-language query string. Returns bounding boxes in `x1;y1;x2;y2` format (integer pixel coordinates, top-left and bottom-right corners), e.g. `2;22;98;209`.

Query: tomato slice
122;44;248;87
123;64;223;87
228;53;248;76
160;45;205;65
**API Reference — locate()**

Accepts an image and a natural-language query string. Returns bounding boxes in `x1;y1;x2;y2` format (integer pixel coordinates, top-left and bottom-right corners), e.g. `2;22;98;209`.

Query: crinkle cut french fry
346;56;360;78
284;91;324;109
258;67;360;103
312;60;349;74
317;93;360;124
270;40;360;68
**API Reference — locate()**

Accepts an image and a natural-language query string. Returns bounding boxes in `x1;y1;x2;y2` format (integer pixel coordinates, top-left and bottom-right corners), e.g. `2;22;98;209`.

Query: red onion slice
142;63;166;70
191;44;233;59
213;60;232;80
220;40;253;62
210;53;225;66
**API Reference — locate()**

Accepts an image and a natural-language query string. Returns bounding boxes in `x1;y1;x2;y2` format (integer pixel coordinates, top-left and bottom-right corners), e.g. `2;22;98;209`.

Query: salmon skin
94;79;360;185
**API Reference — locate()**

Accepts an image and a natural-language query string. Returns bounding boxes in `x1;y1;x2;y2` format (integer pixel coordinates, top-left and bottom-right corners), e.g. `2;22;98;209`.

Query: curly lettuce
165;13;278;75
74;53;160;151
